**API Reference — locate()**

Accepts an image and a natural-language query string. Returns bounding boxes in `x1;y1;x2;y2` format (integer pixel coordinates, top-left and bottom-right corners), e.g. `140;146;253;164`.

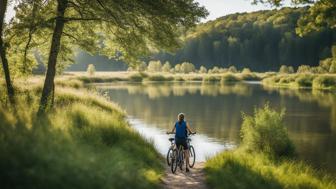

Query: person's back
168;113;195;172
175;120;187;139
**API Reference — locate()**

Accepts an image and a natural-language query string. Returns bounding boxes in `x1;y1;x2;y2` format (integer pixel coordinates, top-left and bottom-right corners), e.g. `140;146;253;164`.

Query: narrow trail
161;162;208;189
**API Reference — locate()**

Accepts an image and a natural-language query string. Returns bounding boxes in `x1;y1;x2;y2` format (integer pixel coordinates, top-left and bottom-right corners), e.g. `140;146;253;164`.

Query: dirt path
161;162;208;189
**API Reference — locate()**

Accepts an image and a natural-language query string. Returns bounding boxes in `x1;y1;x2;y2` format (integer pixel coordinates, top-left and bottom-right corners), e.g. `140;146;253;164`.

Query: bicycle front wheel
171;149;178;173
189;145;196;168
166;148;172;166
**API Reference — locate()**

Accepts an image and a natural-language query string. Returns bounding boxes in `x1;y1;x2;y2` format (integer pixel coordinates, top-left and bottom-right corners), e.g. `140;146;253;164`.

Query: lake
95;81;336;175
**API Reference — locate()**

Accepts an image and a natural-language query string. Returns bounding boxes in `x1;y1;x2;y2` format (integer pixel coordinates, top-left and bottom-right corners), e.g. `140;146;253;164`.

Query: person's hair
178;113;185;122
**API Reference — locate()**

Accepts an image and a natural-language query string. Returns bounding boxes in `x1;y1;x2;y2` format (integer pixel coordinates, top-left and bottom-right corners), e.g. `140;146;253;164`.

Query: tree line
153;6;336;72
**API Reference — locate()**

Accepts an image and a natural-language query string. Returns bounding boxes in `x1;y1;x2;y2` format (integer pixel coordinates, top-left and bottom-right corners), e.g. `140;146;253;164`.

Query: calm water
96;82;336;175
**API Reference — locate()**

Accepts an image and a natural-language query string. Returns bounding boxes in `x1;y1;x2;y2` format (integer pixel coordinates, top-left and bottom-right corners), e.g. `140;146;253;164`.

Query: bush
220;73;240;84
146;74;173;81
199;66;207;74
242;68;251;74
241;104;295;157
87;64;96;76
202;75;221;83
297;65;311;73
228;66;237;73
294;74;315;88
129;73;143;82
240;73;260;81
312;75;336;90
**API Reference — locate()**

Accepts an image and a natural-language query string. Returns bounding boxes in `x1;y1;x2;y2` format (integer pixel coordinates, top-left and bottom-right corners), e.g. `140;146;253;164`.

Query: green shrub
312;75;336;90
202;75;221;83
220;73;240;84
87;64;96;76
294;74;315;88
129;73;143;82
240;73;261;81
174;76;185;81
241;104;295;157
55;79;84;89
146;75;173;81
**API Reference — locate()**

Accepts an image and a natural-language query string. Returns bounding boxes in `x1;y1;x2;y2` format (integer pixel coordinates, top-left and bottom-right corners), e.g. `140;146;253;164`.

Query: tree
279;65;289;74
87;64;95;76
199;65;207;73
297;65;311;73
174;64;181;73
147;60;162;72
162;61;171;72
228;65;237;73
180;62;195;73
136;62;147;72
0;0;15;106
34;0;207;113
242;68;251;74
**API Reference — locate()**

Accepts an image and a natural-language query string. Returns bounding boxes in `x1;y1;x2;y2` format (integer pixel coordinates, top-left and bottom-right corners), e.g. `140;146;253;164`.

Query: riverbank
204;105;336;189
0;78;163;189
65;71;336;91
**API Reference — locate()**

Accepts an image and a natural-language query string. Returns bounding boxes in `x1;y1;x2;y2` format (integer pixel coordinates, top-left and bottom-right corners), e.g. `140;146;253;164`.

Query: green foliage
0;83;163;189
242;68;252;74
279;65;294;74
147;60;162;72
228;66;238;73
312;75;336;90
205;103;335;189
202;75;221;83
137;62;147;72
129;73;143;82
154;7;335;71
294;74;315;88
297;65;311;73
87;64;96;76
146;75;173;82
180;62;195;73
241;104;295;157
220;73;241;84
161;61;171;72
199;66;207;73
205;151;335;189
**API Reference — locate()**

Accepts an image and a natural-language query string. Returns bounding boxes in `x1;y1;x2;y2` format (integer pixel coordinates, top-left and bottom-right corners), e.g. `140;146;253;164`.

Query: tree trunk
0;0;15;106
38;0;68;114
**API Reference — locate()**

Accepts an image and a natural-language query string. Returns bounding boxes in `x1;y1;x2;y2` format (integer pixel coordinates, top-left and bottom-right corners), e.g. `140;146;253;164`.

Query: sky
5;0;294;23
195;0;293;22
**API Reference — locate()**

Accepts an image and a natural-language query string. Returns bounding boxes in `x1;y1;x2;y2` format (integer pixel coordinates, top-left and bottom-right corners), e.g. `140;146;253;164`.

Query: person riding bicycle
168;113;195;172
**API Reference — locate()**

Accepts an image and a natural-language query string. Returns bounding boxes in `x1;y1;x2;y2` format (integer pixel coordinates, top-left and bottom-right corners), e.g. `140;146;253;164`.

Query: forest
153;7;336;71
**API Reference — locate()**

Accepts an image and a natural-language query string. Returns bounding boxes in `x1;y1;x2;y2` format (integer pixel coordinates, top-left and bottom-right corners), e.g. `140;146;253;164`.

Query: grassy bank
205;105;336;189
0;79;163;189
262;74;336;90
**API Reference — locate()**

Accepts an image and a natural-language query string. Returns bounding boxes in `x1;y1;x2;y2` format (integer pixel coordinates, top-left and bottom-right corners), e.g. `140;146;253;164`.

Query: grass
0;80;163;189
205;151;335;189
205;105;335;189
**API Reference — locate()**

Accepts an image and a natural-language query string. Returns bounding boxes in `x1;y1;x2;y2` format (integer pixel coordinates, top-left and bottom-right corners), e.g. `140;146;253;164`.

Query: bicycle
166;132;196;173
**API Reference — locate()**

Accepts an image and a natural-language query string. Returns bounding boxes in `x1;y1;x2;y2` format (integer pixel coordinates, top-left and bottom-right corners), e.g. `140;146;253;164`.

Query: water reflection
96;82;336;175
128;118;234;161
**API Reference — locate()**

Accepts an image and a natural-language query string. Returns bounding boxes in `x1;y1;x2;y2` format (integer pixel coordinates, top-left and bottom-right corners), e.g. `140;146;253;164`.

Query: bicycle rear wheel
189;145;196;168
171;149;178;173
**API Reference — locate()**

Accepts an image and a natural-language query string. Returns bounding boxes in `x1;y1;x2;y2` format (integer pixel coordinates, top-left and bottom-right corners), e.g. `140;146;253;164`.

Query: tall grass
205;105;335;189
0;83;163;189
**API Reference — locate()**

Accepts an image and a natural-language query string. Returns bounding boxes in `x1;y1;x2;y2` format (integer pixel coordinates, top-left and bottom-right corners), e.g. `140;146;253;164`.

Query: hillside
153;7;336;71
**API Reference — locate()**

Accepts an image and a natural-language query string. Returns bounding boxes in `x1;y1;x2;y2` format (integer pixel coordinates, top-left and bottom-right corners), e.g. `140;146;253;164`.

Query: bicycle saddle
169;138;174;142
